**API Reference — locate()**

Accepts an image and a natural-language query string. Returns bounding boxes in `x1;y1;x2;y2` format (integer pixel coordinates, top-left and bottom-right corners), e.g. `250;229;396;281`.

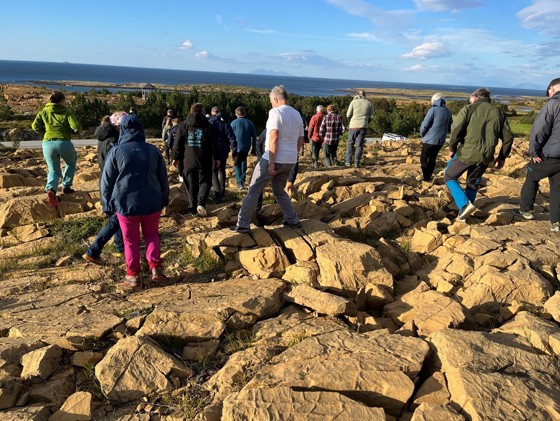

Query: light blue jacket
420;99;452;146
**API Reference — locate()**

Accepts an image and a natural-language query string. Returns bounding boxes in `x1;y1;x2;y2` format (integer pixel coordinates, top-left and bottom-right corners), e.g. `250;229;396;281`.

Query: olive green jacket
449;98;513;165
32;103;81;141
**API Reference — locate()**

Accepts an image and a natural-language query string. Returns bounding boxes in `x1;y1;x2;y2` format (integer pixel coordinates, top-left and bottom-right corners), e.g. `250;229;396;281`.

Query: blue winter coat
209;114;237;160
420;99;452;146
101;114;169;216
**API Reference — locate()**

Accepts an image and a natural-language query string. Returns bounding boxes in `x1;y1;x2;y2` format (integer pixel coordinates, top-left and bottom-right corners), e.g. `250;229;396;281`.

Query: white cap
431;93;444;104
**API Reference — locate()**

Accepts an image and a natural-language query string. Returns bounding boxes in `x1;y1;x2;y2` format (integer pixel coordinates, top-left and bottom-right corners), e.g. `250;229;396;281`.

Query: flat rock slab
284;284;357;316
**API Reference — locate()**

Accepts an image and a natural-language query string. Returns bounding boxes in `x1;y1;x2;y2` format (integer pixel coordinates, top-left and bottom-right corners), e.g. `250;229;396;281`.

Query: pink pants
116;211;162;276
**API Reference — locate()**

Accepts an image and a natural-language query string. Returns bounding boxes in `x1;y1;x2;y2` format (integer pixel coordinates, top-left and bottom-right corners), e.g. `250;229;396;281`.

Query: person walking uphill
515;78;560;231
345;90;373;167
308;105;325;168
101;114;169;289
419;93;453;182
444;88;514;221
209;106;237;202
230;106;256;189
32;91;81;206
172;103;218;217
320;104;345;167
230;85;303;233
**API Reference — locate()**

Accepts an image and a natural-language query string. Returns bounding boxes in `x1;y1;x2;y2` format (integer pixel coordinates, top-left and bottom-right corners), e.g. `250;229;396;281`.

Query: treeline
68;88;520;138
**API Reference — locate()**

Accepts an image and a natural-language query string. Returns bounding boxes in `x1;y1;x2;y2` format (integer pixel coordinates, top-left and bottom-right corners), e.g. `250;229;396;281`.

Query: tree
69;93;110;128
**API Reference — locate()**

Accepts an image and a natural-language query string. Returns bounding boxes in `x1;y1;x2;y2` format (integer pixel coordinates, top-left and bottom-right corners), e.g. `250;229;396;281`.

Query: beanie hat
546;78;560;96
110;111;128;126
431;93;444;104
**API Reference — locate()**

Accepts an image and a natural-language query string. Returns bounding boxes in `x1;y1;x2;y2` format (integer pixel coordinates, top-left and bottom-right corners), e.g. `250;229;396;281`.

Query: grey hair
358;90;366;96
270;85;288;101
472;88;490;99
316;105;325;113
211;106;220;114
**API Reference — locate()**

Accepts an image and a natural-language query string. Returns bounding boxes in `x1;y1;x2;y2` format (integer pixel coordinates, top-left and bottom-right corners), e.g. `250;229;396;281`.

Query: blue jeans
42;140;77;192
86;214;124;257
345;128;367;166
234;151;249;187
444;155;487;211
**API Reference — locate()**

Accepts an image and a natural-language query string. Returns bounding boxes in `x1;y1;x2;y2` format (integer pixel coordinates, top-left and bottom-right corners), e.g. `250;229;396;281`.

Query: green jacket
449;98;513;165
32;103;81;141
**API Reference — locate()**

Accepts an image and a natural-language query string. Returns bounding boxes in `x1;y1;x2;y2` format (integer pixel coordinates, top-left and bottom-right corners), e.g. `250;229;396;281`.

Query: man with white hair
419;93;452;182
515;77;560;231
345;90;373;167
230;85;304;233
308;105;326;168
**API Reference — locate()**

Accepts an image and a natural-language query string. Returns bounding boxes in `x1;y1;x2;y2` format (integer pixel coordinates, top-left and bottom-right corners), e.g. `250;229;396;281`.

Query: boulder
410;229;442;254
20;345;62;380
544;291;560;323
48;391;92;421
282;261;319;285
411;403;465;421
0;378;23;409
413;371;450;406
238;246;290;278
284;284;357;316
0;405;52;421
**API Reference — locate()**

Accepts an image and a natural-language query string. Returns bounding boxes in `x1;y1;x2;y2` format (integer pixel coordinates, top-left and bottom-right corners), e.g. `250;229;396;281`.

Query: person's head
110;111;128;126
431;93;444;104
357;90;366;97
49;91;66;104
546;78;560;97
129;106;137;114
327;104;337;113
235;106;246;118
316;105;325;114
211;106;220;116
471;88;491;102
167;109;173;116
100;115;111;124
190;103;204;114
269;85;288;107
172;118;180;126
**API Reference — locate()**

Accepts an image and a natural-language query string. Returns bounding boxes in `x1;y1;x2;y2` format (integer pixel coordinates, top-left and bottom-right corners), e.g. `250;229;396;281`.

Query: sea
0;60;544;99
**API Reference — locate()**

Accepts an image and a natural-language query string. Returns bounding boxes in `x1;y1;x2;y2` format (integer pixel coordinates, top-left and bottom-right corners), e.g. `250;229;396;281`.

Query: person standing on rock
209;106;237;202
345;90;373;168
101;114;169;289
308;105;325;168
230;106;257;190
444;88;514;221
514;78;560;231
32;91;81;206
320;104;345;167
419;93;453;182
230;85;303;233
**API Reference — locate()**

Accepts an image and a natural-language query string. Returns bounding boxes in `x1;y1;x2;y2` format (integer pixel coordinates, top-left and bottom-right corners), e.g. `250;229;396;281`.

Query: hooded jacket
529;91;560;158
209;113;237;160
172;111;217;170
94;122;119;170
101;114;169;216
420;99;453;146
449;98;514;165
346;95;373;129
32;102;81;140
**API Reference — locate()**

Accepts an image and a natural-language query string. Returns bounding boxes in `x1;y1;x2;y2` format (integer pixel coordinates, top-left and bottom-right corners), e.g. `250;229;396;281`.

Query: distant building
142;83;155;100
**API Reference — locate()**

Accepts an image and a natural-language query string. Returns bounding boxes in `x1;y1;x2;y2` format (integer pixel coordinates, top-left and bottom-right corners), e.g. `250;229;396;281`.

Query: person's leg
311;142;319;167
354;128;367;166
332;140;340;166
58;141;77;190
519;160;549;212
185;168;198;211
322;143;330;166
87;214;121;257
272;163;299;225
140;211;162;270
116;213;142;276
549;169;560;223
237;159;271;229
42;141;62;192
345;130;357;166
444;158;472;211
420;143;431;181
427;144;443;180
198;167;212;207
464;163;488;204
238;151;249;187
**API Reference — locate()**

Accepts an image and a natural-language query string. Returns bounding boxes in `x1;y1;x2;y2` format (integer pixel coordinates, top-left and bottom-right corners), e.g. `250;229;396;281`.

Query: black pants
520;157;560;222
184;167;212;209
212;158;227;199
311;142;322;167
420;143;443;181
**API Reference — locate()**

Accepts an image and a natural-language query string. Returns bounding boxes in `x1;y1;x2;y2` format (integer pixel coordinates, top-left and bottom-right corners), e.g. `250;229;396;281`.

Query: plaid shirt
319;112;345;145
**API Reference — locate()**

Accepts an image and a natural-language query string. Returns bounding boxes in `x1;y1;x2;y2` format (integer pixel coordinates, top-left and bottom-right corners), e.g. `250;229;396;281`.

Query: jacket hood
187;112;208;127
44;102;67;112
118;114;145;144
432;98;446;107
353;94;365;100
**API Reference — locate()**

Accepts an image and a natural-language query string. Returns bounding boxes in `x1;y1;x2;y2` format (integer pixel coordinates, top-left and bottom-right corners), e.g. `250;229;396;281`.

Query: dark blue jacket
101;114;169;216
230;117;256;154
529;91;560;159
209;113;237;160
420;99;452;146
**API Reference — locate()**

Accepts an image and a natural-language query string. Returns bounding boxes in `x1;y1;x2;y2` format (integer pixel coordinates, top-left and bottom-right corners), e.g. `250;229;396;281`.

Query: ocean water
0;60;544;99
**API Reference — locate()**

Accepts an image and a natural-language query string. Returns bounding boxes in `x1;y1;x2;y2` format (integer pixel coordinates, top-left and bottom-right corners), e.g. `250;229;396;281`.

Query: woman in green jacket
32;91;81;206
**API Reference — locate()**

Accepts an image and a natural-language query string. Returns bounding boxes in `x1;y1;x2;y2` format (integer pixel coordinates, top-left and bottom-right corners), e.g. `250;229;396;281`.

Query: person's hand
493;158;505;169
172;160;179;169
449;151;455;159
286;181;295;197
268;161;277;176
533;157;543;164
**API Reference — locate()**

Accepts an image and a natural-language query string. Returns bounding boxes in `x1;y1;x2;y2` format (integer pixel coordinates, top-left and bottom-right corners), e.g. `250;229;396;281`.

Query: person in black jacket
209;106;236;202
172;103;218;217
94;115;119;170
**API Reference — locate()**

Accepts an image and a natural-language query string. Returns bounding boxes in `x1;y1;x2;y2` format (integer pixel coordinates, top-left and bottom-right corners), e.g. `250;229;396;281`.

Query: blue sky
1;0;559;89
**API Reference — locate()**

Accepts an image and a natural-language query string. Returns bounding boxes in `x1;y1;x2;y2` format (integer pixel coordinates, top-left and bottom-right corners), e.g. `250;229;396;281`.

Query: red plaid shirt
319;112;345;145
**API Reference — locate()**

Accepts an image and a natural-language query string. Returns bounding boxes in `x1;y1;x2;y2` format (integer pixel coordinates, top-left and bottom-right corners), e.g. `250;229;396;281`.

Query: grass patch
223;329;255;355
178;247;225;273
509;122;532;138
46;216;105;258
114;306;154;320
397;237;412;254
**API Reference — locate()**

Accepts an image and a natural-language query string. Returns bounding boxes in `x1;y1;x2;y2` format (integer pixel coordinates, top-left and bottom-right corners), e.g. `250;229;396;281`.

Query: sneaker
551;222;560;232
62;186;75;194
283;220;302;229
229;224;251;234
112;251;124;258
178;176;184;183
197;205;207;217
345;162;351;167
82;253;102;264
122;274;141;289
457;201;477;221
151;267;167;282
47;189;58;207
512;209;534;220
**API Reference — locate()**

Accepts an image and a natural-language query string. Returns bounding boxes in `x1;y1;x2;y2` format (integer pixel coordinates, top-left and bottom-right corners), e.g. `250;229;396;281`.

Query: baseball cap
546;78;560;96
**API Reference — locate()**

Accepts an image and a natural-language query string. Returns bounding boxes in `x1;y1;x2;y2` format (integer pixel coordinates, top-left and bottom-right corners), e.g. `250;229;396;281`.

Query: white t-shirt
262;105;304;164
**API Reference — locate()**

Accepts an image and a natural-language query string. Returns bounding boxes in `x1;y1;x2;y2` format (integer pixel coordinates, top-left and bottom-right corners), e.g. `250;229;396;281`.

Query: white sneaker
197;205;207;217
457;201;477;221
178;176;184;183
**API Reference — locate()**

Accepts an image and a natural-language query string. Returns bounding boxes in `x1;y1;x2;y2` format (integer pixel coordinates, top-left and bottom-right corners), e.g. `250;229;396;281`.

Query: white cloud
195;51;209;59
246;28;276;34
346;32;381;41
403;64;427;72
178;40;193;50
413;0;483;12
401;41;451;59
518;0;560;37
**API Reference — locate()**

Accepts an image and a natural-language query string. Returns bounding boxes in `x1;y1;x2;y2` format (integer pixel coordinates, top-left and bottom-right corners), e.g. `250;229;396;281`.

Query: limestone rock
48;391;92;421
0;338;45;377
365;283;393;309
413;372;450;406
544;291;560;323
0;378;23;410
282;261;319;285
20;345;62;380
69;351;104;368
238;246;290;278
95;336;192;403
182;339;219;361
411;403;465;421
0;404;52;421
410;229;442;253
28;367;75;405
13;224;49;243
267;225;315;262
284;284;357;316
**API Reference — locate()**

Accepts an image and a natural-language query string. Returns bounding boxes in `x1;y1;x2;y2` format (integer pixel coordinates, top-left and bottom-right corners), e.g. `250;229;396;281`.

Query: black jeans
420;143;443;181
311;141;322;167
323;141;339;166
520;157;560;222
212;158;227;199
184;167;212;209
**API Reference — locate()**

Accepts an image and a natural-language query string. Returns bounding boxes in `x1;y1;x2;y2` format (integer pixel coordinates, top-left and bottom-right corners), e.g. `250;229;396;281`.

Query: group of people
30;77;560;288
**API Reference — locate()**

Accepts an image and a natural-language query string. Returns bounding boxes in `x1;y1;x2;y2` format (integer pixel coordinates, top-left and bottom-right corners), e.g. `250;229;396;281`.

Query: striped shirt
319;112;345;145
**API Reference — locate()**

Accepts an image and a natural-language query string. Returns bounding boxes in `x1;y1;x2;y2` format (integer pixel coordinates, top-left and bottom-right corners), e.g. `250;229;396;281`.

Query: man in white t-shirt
230;85;304;233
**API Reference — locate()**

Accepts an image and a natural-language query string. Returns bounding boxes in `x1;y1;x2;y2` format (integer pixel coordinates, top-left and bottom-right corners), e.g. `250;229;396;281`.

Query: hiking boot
457;201;477;221
283;220;302;229
229;224;251;234
512;209;534;220
62;186;75;194
82;253;102;264
151;267;167;283
47;189;58;207
197;205;207;217
122;274;141;289
551;222;560;232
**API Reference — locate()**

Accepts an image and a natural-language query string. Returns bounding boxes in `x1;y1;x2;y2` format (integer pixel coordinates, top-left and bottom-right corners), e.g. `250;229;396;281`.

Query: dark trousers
345;128;367;166
184;167;212;210
212;158;227;199
311;141;322;167
520;157;560;222
86;214;124;257
420;143;443;181
323;141;339;166
444;156;488;210
234;151;249;187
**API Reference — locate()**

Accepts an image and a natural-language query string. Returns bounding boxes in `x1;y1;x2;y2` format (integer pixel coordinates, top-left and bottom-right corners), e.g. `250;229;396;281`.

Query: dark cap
547;78;560;96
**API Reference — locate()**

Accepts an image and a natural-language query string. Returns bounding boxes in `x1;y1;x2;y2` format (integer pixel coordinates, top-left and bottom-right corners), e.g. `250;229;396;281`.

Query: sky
1;0;559;89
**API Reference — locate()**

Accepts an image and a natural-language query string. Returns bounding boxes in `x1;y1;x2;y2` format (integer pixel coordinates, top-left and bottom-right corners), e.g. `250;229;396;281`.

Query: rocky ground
1;138;560;420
